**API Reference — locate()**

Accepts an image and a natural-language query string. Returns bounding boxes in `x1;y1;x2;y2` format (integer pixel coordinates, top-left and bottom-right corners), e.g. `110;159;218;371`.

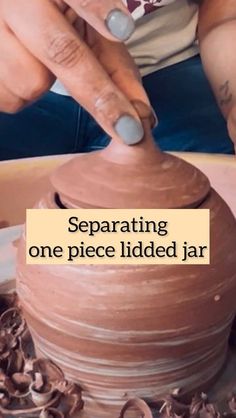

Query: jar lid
51;120;210;210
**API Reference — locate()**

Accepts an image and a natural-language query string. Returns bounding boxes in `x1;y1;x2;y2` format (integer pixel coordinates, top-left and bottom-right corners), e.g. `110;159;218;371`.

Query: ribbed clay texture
17;122;236;417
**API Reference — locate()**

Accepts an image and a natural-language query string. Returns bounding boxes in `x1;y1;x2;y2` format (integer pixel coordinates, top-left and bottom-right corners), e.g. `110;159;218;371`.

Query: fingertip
131;100;158;129
114;114;144;145
105;9;135;41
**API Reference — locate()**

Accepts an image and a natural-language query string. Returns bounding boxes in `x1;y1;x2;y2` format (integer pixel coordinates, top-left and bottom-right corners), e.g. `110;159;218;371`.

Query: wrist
200;21;236;117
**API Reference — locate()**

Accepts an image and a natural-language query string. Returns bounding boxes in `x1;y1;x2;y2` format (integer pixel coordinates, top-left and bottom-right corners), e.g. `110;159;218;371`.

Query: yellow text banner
26;209;210;265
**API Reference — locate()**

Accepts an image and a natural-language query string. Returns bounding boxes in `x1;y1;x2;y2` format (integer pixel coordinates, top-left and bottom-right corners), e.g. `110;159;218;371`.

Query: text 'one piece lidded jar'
17;116;236;418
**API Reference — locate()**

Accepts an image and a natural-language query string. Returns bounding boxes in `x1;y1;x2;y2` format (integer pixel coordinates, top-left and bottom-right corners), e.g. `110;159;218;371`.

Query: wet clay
16;118;236;417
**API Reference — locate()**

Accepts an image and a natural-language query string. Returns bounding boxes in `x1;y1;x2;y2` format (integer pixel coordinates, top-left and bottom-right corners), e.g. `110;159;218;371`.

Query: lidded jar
17;118;236;418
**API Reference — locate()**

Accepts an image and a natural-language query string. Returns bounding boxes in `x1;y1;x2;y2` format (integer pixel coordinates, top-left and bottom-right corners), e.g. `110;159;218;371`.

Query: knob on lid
51;118;210;209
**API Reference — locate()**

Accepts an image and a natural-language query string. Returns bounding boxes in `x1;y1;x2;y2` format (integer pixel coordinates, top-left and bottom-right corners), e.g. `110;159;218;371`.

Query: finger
2;0;144;145
88;28;158;127
0;81;25;113
65;0;135;41
52;0;69;13
65;12;153;124
65;7;78;25
0;23;54;102
227;107;236;152
52;2;77;25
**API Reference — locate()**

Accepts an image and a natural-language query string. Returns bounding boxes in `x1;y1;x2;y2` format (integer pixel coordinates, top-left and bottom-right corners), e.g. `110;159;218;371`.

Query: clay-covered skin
17;127;236;417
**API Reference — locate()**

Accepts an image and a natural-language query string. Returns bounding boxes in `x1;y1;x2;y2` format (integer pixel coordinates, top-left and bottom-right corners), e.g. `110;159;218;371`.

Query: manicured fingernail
114;115;144;145
106;9;135;41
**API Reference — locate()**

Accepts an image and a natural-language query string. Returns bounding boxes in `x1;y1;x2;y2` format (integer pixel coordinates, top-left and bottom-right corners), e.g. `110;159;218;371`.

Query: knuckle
94;88;118;112
23;71;53;101
78;0;93;9
1;98;25;114
46;32;86;68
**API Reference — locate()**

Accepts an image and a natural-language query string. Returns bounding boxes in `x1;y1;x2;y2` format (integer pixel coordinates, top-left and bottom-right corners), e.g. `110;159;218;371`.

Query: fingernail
106;9;135;41
114;115;144;145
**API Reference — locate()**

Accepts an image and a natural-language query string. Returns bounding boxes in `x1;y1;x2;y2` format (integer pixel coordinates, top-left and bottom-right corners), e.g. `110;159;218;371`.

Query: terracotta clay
16;118;236;417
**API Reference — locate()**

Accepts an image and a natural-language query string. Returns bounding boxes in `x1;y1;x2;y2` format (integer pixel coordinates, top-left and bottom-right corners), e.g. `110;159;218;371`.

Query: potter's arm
198;0;236;146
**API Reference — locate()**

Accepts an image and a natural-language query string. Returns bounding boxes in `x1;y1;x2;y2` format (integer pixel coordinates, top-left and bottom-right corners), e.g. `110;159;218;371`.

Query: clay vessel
16;117;236;418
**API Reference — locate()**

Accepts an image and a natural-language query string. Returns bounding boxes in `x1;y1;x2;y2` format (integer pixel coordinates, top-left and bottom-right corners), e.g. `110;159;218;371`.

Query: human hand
0;0;153;144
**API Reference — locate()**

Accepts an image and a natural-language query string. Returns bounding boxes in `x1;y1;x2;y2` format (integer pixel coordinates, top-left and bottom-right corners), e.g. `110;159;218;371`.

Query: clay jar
17;121;236;418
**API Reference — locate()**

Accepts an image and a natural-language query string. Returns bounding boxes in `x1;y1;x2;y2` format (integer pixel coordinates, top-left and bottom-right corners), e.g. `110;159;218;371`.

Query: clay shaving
0;293;83;418
0;293;236;418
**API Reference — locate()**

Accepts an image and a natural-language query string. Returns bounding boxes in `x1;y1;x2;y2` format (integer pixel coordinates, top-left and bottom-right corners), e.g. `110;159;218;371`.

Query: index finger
88;28;157;127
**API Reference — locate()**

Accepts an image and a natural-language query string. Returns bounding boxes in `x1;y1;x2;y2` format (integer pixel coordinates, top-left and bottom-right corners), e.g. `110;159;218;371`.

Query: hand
0;0;153;144
227;106;236;153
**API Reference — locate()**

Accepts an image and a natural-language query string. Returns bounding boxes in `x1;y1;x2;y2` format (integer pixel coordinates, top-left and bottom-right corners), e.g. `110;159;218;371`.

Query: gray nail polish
106;9;135;41
114;115;144;145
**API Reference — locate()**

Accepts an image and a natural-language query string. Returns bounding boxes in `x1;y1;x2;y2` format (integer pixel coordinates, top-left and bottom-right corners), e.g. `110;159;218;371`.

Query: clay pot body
17;134;236;417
